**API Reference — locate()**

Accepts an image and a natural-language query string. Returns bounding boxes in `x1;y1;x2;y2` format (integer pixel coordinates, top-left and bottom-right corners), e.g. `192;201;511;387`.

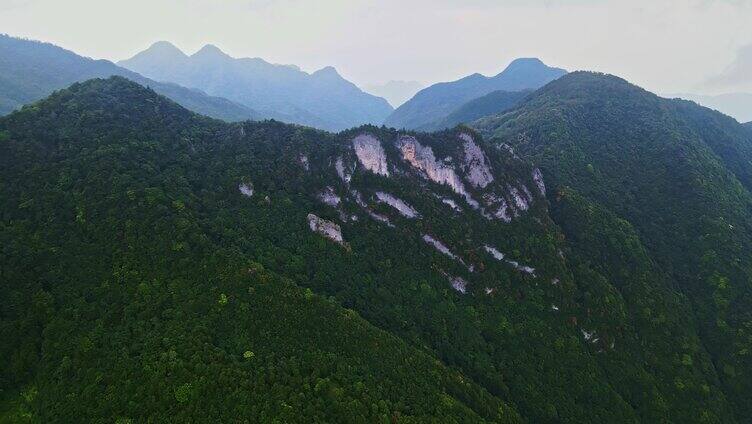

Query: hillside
419;90;530;131
119;42;393;131
364;80;425;108
384;58;565;130
0;34;256;122
475;71;752;421
1;76;744;422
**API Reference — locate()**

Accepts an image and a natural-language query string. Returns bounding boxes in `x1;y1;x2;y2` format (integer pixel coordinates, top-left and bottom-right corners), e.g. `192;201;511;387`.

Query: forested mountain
419;90;531;131
2;76;747;422
384;58;565;130
119;42;393;131
475;71;752;422
0;35;256;121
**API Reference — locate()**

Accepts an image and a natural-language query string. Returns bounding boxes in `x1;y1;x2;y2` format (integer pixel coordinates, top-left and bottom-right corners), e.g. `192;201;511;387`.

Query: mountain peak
496;57;563;77
312;65;342;78
122;40;188;63
192;44;230;60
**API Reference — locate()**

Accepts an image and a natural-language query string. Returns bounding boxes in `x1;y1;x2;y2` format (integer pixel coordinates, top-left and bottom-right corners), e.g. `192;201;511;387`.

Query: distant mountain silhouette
419;89;531;131
119;42;393;131
667;92;752;123
384;58;566;129
364;80;424;108
0;34;257;121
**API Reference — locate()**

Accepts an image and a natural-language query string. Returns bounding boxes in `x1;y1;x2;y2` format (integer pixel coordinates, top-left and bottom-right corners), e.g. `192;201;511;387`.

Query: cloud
704;43;752;91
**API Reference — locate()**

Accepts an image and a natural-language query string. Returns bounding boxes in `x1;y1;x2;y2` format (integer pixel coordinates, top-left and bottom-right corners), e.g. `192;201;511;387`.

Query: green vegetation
2;75;750;422
476;71;752;422
420;90;530;131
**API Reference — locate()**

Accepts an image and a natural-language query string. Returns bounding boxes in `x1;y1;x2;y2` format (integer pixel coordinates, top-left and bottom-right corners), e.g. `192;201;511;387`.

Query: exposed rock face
239;182;254;197
532;168;546;196
353;134;389;176
307;213;344;244
483;245;505;261
441;198;461;212
299;154;310;171
423;234;459;260
460;133;494;189
352;190;394;227
508;184;530;212
484;245;536;276
396;136;479;208
318;186;341;207
375;191;419;218
449;276;468;294
335;157;352;183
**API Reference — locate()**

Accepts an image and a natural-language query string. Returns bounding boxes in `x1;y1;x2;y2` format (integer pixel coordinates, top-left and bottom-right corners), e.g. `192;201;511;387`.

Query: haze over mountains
385;58;567;130
119;41;393;131
363;80;425;108
3;28;752;423
0;34;257;121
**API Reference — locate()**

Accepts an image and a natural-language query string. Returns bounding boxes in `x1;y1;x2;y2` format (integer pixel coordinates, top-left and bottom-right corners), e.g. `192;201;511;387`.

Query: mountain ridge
475;71;752;421
118;41;393;131
384;58;566;129
2;75;747;422
0;34;257;122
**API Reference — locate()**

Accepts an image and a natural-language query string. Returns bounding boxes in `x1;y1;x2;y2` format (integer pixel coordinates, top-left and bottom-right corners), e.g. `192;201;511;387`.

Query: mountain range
0;34;256;121
384;58;566;130
2;69;752;421
3;29;752;423
118;41;393;131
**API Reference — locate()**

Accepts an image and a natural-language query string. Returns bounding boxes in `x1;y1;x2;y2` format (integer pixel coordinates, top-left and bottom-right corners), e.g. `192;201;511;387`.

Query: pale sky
2;0;751;94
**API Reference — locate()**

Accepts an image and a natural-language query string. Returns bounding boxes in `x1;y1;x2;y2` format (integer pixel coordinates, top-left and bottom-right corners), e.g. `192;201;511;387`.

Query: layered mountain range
118;41;393;131
2;71;752;422
384;58;566;130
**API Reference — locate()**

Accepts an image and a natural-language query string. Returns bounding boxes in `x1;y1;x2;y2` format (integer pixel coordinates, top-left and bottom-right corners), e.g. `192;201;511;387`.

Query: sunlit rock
396;135;479;208
460;133;494;188
239;182;254;197
307;213;344;244
423;234;458;260
318;186;341;207
375;191;419;218
449;276;468;294
299;153;310;171
532;168;546;196
335;157;352;183
353;134;389;176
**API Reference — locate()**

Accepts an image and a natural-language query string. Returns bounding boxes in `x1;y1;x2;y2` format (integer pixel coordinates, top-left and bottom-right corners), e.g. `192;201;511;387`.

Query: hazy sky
2;0;751;94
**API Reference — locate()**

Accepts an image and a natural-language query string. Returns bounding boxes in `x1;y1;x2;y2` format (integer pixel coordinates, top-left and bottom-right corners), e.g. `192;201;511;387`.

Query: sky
2;0;752;94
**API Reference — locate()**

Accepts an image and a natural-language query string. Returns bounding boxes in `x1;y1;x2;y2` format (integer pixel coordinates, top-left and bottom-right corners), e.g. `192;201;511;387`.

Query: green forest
1;74;752;422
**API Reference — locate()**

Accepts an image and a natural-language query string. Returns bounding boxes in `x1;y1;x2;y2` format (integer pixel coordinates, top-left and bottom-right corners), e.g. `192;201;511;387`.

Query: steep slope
0;34;256;122
119;42;393;131
420;90;531;131
0;77;741;423
476;71;752;421
385;58;565;129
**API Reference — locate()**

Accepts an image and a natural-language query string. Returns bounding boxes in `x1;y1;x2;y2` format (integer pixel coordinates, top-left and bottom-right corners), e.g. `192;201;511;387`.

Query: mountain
475;71;752;422
384;58;566;129
364;80;424;108
419;89;531;131
2;75;746;422
667;92;752;123
0;34;256;121
119;42;393;131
